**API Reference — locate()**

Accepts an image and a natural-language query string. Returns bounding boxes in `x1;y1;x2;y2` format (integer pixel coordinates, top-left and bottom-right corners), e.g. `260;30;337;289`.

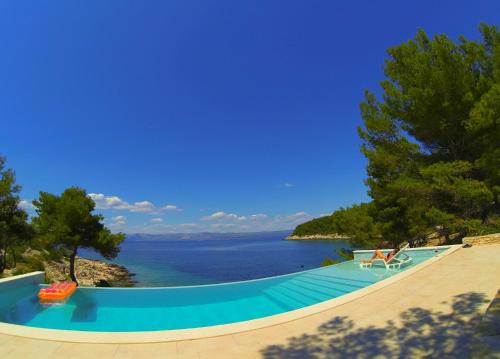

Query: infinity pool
0;247;448;332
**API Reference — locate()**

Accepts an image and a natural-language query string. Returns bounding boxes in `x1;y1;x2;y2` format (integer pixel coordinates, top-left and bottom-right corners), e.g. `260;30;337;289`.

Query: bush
321;257;338;267
43;248;64;262
293;203;381;247
337;248;354;260
11;256;45;275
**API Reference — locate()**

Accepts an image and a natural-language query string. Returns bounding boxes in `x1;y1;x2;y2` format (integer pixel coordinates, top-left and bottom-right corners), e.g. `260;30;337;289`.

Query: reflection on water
3;287;45;325
70;291;97;322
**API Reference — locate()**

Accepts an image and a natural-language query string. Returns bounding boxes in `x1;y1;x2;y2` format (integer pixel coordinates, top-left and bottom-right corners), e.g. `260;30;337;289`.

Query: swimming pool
0;247;449;332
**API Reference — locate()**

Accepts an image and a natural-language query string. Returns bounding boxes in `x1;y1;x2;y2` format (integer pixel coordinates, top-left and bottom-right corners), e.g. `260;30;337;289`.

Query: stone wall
462;233;500;246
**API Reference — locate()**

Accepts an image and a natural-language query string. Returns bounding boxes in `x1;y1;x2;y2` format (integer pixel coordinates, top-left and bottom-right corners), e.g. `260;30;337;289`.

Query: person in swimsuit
362;247;400;264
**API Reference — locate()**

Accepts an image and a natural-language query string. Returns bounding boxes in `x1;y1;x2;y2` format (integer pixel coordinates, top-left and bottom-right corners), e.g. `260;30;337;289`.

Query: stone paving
0;244;498;358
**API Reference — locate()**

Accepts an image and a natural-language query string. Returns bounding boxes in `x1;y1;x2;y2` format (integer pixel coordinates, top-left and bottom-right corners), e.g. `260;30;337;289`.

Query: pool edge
0;245;462;344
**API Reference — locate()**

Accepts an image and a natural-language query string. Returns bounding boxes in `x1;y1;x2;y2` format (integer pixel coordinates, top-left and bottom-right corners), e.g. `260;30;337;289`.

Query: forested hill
292;215;337;236
293;24;500;248
291;203;378;245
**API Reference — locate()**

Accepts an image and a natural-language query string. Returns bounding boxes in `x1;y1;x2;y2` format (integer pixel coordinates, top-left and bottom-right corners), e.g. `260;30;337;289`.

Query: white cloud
198;210;312;231
203;211;312;232
106;207;316;234
89;193;130;210
258;212;314;231
88;193;180;214
19;200;35;210
280;211;312;223
284;182;294;188
249;213;268;221
112;215;127;224
161;205;179;211
130;201;156;213
290;211;308;218
201;211;247;221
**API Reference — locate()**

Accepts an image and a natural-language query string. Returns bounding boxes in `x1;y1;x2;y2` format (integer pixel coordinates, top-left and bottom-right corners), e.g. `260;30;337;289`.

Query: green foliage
32;187;125;284
295;23;500;247
293;203;381;246
321;249;354;267
0;155;32;273
320;257;338;267
43;247;65;262
293;214;336;235
330;204;380;246
337;248;354;261
358;23;500;246
0;158;124;280
12;256;45;276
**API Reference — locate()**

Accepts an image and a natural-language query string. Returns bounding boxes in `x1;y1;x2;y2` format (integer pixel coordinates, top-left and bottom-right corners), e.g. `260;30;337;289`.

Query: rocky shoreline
285;234;351;240
44;256;136;287
462;233;500;246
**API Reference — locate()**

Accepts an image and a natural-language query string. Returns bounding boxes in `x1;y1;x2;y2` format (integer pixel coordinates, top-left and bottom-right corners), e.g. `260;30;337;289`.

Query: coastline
285;234;351;240
44;257;136;287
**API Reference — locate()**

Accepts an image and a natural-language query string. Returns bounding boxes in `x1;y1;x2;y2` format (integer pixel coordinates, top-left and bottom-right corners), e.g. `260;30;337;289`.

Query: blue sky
1;1;498;233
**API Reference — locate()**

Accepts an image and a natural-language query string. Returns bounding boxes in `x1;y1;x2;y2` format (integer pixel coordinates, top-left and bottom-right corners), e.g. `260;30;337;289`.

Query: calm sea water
80;231;352;287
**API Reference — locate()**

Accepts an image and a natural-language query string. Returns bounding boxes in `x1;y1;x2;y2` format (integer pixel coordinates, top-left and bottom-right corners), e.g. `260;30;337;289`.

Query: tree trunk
69;246;78;286
10;247;16;267
481;208;489;224
0;249;5;274
0;236;5;274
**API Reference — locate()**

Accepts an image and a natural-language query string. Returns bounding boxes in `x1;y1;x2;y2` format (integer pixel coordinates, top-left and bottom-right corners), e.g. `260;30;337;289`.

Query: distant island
128;230;344;242
285;233;351;241
288;205;371;243
127;230;292;241
285;233;350;240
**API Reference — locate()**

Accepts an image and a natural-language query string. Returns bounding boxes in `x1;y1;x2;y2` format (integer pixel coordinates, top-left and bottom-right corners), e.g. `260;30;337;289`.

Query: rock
285;234;351;240
21;248;42;260
44;257;135;287
463;233;500;246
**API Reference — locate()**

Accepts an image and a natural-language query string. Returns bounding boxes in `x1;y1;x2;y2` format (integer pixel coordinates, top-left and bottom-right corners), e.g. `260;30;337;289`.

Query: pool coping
0;245;462;344
0;271;45;284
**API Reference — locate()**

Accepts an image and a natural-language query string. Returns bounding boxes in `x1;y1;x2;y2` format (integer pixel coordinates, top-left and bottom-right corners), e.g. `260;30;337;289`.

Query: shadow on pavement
261;292;498;358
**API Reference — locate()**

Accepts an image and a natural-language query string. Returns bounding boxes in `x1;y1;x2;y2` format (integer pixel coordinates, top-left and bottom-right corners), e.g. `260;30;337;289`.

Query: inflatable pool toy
38;281;77;301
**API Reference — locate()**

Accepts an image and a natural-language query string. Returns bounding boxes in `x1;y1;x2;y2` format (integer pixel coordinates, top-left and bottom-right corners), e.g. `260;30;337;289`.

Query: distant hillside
291;203;379;246
292;215;338;236
126;230;292;241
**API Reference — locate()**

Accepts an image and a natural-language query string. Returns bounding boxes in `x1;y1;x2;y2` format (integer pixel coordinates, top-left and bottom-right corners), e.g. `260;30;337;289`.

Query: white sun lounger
360;243;413;270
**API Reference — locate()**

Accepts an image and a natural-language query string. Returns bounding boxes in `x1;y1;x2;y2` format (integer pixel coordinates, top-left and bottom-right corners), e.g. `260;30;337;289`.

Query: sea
79;231;352;287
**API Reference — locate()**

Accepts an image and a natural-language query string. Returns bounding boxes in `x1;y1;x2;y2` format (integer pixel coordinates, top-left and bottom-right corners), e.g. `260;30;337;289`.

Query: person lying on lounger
362;248;400;264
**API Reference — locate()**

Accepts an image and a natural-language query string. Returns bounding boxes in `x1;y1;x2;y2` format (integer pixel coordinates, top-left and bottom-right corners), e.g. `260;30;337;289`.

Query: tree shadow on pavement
261;292;498;358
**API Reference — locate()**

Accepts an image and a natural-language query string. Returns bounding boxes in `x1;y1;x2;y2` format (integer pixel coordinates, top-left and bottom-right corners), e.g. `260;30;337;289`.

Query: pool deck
1;244;499;358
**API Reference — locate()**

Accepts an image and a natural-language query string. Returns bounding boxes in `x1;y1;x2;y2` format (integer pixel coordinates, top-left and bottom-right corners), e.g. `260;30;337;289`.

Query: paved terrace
0;244;499;358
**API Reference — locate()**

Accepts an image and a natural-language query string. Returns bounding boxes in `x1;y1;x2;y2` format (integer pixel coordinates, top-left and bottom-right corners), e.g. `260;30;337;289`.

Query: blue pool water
0;247;449;332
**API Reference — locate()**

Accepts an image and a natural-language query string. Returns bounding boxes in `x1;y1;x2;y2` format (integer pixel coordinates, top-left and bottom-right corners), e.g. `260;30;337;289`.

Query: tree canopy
32;187;125;284
294;24;500;247
0;156;32;273
293;203;380;247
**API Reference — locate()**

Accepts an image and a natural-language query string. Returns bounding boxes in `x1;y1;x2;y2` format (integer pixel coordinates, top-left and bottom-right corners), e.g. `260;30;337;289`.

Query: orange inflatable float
38;281;77;301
